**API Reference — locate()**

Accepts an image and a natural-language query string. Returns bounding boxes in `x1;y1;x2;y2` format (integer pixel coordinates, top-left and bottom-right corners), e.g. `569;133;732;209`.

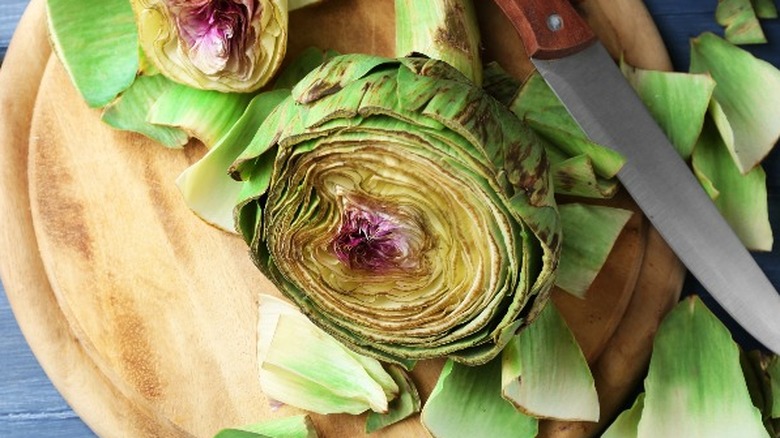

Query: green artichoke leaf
621;61;715;161
550;153;619;199
716;0;767;44
482;61;521;107
690;32;780;173
602;393;644;438
636;296;768;438
130;0;287;93
291;54;396;104
556;204;634;298
177;89;288;232
753;0;779;18
501;301;599;421
101;74;189;148
47;0;139;108
691;118;773;251
364;364;422;434
213;415;318;438
148;85;254;149
234;54;560;365
421;358;539;438
511;72;626;180
257;294;399;415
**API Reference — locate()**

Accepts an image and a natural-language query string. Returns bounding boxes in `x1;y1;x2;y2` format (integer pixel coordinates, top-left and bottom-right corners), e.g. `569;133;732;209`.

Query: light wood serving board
0;0;686;437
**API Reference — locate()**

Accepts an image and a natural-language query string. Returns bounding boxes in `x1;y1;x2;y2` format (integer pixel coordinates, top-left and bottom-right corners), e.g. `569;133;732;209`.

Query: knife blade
494;0;780;353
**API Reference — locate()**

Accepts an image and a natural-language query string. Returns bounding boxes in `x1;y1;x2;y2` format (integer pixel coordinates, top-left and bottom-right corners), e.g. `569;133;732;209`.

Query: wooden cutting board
0;0;685;437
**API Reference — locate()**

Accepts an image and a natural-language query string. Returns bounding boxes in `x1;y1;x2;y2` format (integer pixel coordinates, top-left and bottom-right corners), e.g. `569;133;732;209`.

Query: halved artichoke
131;0;286;92
231;54;561;366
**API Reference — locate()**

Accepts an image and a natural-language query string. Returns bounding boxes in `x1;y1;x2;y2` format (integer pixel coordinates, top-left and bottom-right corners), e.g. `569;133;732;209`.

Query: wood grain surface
1;0;684;437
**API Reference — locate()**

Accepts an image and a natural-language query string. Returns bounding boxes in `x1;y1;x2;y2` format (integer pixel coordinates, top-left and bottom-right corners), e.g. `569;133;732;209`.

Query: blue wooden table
1;0;780;436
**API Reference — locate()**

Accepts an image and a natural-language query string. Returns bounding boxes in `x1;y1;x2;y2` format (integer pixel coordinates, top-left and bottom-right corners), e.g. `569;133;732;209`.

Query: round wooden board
0;0;686;437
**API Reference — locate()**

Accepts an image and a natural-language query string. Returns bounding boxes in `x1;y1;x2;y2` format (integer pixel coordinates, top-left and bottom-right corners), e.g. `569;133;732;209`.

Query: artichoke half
131;0;287;93
232;54;561;366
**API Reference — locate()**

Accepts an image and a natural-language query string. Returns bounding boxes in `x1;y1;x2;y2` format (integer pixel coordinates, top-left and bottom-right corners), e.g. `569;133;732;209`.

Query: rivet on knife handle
493;0;596;59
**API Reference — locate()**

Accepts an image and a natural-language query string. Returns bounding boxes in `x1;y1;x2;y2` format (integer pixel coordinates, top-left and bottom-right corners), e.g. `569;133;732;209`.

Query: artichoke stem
395;0;483;85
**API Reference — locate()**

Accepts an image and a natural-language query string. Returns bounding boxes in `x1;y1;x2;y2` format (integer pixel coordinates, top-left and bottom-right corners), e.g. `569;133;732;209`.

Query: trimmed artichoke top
131;0;287;93
231;54;561;366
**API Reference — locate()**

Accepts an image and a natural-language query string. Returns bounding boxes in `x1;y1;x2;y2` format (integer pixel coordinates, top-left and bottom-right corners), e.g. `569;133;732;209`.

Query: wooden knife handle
493;0;596;59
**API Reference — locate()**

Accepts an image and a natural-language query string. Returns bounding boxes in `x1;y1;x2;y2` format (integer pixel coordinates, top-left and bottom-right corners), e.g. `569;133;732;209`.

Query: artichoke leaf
716;0;767;44
753;0;779;18
365;364;422;434
549;150;619;199
47;0;139;108
101;74;189;148
690;32;780;173
621;61;715;161
501;301;599;421
482;61;521;106
602;393;644;438
421;358;539;438
556;204;634;298
257;294;399;415
213;415;318;438
148;85;254;149
636;296;768;438
691;118;772;251
511;72;626;180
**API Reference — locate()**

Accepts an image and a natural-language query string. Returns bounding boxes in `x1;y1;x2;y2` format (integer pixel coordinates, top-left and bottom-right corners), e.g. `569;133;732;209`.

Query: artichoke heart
233;54;561;365
131;0;287;93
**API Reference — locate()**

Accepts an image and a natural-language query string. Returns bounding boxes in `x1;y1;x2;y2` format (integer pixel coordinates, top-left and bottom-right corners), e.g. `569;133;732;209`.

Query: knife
493;0;780;354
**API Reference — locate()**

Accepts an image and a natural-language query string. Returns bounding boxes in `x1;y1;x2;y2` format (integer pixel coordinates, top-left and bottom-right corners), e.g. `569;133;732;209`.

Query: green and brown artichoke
231;54;561;366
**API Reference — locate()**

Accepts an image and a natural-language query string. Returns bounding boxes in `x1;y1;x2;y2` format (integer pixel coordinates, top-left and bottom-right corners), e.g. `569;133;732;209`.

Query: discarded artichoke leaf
716;0;767;44
234;54;560;366
131;0;287;93
753;0;779;18
422;358;538;438
637;296;768;438
769;356;780;419
148;85;254;149
176;89;288;232
257;294;399;415
511;72;626;179
602;393;644;438
555;204;633;298
365;364;422;434
691;118;772;251
47;0;139;108
690;32;780;173
101;75;189;148
501;301;599;421
550;153;619;199
213;415;318;438
395;0;482;85
742;349;772;423
621;61;715;161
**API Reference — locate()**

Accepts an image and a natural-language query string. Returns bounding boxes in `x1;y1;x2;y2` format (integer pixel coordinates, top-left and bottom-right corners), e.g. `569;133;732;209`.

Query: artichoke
131;0;286;93
232;54;560;366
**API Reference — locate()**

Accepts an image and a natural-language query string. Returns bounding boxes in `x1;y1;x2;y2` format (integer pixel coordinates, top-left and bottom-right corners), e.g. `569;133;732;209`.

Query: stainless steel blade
533;42;780;353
